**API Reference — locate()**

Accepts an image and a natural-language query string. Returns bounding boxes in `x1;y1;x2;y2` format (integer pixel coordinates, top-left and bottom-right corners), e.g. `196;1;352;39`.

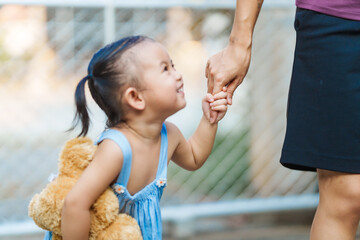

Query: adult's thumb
226;78;242;105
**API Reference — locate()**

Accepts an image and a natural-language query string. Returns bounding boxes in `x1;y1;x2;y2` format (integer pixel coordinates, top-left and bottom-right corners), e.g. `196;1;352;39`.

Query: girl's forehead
135;41;170;63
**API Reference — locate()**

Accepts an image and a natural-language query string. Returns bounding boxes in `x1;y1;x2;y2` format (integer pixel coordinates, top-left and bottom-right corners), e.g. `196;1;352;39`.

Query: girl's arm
61;140;123;240
169;91;228;171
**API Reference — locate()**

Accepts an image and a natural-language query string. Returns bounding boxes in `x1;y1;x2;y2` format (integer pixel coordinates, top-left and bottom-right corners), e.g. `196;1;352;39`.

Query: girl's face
135;41;186;116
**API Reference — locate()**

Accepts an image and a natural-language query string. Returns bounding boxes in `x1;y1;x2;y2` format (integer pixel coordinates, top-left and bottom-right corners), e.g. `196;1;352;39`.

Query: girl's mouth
177;84;184;93
177;87;183;93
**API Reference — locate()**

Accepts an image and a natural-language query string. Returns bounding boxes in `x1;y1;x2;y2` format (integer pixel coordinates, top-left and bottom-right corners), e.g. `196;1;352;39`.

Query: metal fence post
104;0;116;44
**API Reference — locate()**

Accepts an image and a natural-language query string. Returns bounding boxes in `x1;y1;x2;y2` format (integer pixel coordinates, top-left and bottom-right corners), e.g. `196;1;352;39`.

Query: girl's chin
173;102;186;114
180;101;186;109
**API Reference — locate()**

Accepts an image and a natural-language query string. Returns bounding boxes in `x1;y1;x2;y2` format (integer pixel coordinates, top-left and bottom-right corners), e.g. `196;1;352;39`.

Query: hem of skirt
280;149;360;174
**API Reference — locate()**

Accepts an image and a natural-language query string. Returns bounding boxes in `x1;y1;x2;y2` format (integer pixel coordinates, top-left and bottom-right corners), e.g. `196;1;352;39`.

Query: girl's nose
175;70;182;81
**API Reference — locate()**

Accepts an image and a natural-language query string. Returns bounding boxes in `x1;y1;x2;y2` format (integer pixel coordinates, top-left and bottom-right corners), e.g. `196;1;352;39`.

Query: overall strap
156;123;168;179
95;129;132;187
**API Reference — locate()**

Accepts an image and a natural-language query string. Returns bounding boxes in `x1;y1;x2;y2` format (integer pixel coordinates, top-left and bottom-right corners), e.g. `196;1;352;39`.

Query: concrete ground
0;225;311;240
164;209;315;240
2;209;360;240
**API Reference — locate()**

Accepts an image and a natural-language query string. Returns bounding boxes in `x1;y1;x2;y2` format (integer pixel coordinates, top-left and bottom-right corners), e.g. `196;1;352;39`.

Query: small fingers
204;110;211;122
210;98;227;107
206;93;214;103
210;110;218;124
210;98;228;111
212;90;228;101
211;105;228;112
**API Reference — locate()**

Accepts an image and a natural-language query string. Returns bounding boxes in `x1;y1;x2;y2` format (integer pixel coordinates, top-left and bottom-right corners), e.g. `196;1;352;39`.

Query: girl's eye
172;64;175;70
163;66;168;72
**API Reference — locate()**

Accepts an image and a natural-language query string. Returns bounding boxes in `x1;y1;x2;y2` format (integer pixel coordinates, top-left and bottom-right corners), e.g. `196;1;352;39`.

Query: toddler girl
60;36;228;240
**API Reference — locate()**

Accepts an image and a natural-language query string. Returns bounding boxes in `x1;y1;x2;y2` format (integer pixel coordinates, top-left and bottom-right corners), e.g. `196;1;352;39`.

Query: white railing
0;0;293;8
0;194;318;238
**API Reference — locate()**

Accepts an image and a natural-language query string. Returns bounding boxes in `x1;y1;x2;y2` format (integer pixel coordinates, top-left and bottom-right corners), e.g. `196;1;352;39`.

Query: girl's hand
203;87;228;124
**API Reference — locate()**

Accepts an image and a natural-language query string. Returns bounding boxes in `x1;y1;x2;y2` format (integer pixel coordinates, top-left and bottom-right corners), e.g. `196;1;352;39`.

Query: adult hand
206;42;251;105
205;42;251;123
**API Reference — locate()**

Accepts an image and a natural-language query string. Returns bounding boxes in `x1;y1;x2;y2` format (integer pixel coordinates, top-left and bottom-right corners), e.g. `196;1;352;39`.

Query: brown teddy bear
28;137;143;240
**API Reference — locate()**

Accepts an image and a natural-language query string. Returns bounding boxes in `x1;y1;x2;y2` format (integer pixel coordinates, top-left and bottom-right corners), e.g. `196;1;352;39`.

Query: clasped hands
204;43;251;123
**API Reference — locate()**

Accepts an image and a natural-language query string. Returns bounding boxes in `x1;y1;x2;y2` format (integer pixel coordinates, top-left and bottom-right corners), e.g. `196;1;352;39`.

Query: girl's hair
71;35;152;136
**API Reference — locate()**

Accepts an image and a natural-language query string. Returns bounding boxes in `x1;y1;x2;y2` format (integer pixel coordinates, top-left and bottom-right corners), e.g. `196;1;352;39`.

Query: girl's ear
123;87;145;111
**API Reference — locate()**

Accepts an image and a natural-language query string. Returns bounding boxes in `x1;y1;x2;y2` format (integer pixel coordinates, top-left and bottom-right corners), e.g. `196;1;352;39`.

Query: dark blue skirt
280;8;360;173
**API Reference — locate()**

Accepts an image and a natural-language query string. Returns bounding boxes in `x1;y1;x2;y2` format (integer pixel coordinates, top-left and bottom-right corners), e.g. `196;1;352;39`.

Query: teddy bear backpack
28;137;142;240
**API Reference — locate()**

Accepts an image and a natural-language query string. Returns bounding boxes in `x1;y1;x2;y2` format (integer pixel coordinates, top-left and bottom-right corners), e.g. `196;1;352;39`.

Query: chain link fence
0;0;317;227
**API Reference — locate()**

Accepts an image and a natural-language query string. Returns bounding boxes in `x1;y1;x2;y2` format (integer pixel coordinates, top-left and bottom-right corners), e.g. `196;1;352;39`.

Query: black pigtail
70;76;91;137
68;35;152;136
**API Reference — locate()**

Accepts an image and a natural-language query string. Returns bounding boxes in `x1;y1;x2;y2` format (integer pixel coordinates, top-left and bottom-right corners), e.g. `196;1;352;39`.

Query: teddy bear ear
58;137;97;177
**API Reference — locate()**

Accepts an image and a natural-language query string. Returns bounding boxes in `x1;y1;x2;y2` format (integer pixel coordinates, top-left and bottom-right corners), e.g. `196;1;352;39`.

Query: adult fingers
212;75;224;95
206;61;214;94
205;61;209;78
225;77;243;105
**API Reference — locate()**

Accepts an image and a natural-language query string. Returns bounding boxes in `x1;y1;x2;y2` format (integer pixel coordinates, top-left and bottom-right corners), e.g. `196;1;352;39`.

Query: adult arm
206;0;264;104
